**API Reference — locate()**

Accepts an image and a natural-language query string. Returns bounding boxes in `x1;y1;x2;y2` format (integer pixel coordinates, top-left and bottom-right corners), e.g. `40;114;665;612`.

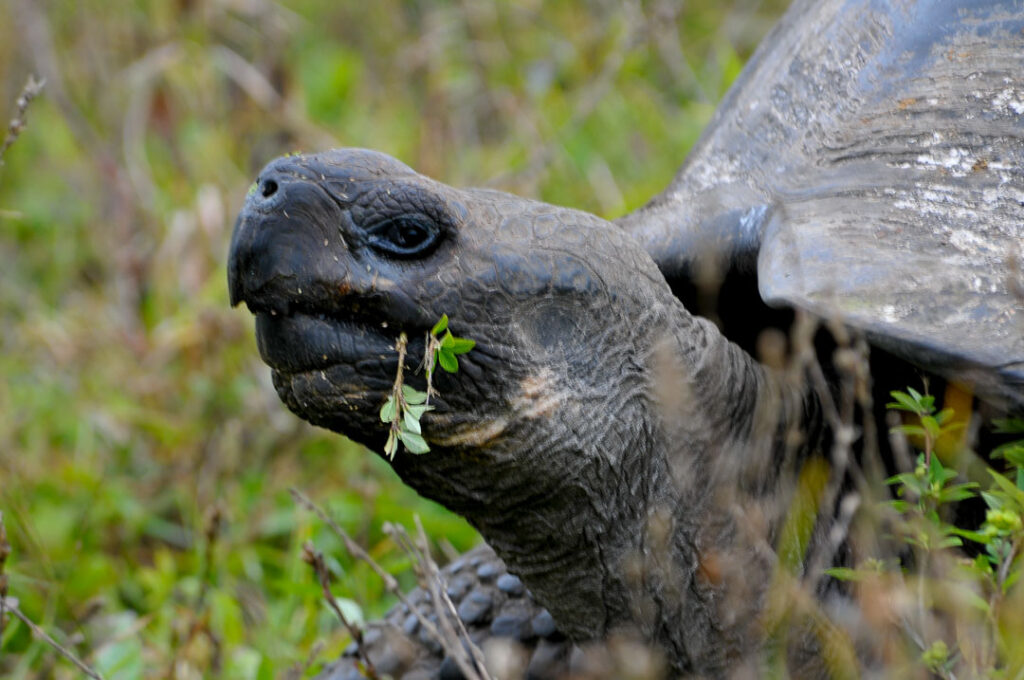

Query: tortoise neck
620;305;824;672
393;303;822;674
673;309;822;481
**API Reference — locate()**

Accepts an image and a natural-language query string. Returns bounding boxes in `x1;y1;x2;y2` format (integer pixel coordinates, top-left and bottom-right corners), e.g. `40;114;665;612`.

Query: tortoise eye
367;216;441;258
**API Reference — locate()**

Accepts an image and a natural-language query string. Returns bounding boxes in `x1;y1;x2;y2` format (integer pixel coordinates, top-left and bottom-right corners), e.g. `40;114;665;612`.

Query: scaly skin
228;148;822;675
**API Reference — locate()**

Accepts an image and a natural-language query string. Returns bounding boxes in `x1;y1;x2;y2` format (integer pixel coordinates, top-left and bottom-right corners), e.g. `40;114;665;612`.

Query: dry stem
0;600;106;680
301;542;379;679
1;515;107;679
290;488;480;675
0;75;45;164
0;512;9;645
385;519;492;680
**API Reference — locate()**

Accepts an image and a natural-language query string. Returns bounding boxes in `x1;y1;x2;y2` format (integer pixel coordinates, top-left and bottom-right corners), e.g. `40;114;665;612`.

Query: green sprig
379;316;476;459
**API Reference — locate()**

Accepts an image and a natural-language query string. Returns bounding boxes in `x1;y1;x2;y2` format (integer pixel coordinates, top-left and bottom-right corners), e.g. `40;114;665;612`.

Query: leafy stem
379;316;476;459
380;333;432;459
423;313;475;403
887;387;958;468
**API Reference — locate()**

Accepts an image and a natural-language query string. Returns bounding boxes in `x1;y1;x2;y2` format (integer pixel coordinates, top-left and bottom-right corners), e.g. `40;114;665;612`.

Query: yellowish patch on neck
430;417;509;448
428;369;564;449
515;369;564;419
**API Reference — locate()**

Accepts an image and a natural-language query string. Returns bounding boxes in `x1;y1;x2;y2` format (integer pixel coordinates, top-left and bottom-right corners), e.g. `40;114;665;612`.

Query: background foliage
0;0;786;677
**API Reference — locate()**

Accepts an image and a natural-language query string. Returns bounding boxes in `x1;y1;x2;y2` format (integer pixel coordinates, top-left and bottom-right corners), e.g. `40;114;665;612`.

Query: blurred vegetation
0;0;786;676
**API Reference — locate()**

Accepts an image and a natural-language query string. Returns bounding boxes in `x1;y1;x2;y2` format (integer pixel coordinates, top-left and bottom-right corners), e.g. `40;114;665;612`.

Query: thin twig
290;489;399;590
0;75;45;164
413;517;491;678
195;503;223;611
301;542;379;680
385;333;410;457
0;512;9;645
423;331;442;404
288;488;460;661
0;598;105;680
385;521;490;680
790;311;873;588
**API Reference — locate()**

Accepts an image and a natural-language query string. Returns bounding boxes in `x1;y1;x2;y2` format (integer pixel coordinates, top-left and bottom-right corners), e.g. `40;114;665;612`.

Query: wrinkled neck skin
392;297;820;676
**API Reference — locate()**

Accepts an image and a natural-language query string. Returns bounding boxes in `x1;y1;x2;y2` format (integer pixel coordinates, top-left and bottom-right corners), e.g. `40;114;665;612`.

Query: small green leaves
398;429;430;454
887;387;934;414
379;317;475;459
991;417;1024;468
887;388;966;470
423;314;476;404
381;388;435;459
437;345;458;373
993;417;1024;434
406;404;431;419
382;397;434;458
920;640;951;675
872;389;1024;671
886;453;978;512
822;567;862;582
426;319;476;382
403;408;421;434
402;385;428;404
432;330;475;377
443;333;475;354
380;389;434;456
380;333;435;459
431;314;449;336
379;397;396;423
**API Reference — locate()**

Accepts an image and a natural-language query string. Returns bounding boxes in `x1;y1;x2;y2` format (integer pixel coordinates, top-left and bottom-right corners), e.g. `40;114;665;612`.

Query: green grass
0;1;784;676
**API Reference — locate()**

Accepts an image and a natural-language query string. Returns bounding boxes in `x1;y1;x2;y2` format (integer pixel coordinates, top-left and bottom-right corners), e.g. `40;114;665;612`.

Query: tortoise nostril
261;179;278;198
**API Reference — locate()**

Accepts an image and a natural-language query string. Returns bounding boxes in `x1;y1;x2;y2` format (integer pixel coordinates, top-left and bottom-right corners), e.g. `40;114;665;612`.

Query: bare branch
0;598;106;680
0;76;45;165
289;488;461;663
0;511;9;645
414;517;491;679
301;542;379;679
384;520;491;680
289;488;400;593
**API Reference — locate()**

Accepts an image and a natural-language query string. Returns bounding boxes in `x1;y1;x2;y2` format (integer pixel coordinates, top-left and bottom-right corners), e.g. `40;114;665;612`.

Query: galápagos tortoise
227;0;1023;676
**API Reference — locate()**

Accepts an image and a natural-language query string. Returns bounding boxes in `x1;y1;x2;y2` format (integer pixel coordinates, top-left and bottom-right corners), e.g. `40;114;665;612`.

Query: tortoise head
228;148;677;480
227;149;726;650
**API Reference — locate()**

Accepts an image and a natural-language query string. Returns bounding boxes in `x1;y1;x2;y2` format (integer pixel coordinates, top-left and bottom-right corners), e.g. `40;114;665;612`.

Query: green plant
885;453;978;552
828;387;1024;677
957;418;1024;625
882;389;977;556
886;387;961;468
379;316;475;459
423;314;476;398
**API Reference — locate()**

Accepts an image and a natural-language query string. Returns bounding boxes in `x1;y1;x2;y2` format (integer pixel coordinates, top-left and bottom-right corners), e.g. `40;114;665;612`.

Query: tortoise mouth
254;309;400;375
254;306;412;436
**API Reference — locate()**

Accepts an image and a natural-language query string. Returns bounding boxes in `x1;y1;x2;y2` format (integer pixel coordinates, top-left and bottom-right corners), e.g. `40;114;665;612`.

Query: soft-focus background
0;1;785;677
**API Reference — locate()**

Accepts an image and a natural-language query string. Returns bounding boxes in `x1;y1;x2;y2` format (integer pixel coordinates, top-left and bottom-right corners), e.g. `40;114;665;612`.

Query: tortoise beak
229;156;306;309
227;155;345;315
226;212;249;308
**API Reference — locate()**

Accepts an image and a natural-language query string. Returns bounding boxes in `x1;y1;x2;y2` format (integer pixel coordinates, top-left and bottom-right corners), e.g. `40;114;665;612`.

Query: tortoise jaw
255;308;410;441
254;309;399;375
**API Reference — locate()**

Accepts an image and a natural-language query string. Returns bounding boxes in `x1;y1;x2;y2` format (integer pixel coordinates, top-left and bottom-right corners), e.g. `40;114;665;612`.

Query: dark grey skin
228;148;820;675
229;0;1023;675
